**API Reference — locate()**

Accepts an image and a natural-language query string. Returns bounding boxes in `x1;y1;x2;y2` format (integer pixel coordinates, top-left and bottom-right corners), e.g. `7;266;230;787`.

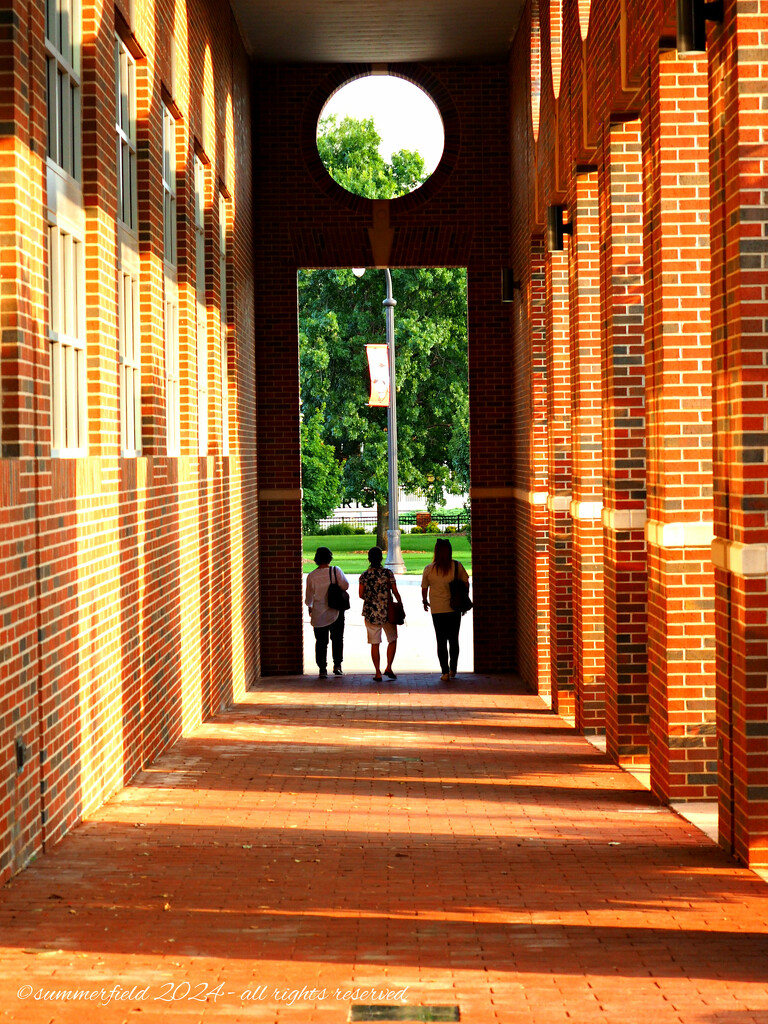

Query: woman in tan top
421;537;470;681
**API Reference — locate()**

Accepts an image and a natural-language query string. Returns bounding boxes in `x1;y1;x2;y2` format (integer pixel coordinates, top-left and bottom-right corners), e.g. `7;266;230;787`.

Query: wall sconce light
676;0;724;54
547;205;573;253
501;268;521;302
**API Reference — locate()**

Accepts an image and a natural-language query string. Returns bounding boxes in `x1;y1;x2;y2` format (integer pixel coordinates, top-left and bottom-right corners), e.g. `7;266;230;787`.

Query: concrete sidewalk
1;671;767;1023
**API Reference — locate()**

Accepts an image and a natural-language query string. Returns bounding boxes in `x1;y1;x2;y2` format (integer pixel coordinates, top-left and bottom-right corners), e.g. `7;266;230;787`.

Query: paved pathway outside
1;671;767;1024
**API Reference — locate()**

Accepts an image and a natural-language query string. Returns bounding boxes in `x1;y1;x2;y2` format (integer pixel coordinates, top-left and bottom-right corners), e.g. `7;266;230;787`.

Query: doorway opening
298;264;471;678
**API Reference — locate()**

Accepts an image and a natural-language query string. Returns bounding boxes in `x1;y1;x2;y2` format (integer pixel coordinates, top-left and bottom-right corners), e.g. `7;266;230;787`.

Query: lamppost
353;267;406;574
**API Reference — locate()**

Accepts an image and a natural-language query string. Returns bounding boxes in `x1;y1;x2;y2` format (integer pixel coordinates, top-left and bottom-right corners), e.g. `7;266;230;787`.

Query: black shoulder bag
327;567;350;611
449;561;473;614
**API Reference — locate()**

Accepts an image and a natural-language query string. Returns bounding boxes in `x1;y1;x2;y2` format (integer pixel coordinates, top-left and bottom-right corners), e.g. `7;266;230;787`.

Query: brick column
469;266;518;674
569;172;605;734
546;246;574;716
644;51;717;802
513;242;550;697
599;118;649;766
709;0;768;868
256;266;303;676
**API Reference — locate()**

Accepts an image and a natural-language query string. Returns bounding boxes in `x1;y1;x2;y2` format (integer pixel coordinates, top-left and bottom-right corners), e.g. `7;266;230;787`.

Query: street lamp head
352;267;366;278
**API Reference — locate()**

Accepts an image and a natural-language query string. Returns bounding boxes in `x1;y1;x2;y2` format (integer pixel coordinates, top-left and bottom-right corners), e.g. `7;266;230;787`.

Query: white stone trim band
570;500;603;521
469;486;517;499
511;488;549;505
601;507;647;532
259;488;303;501
547;495;572;513
711;538;768;578
645;519;715;549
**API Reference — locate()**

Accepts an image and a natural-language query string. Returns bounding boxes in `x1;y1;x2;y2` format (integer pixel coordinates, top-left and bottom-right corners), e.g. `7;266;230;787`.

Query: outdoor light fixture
676;0;723;54
501;268;521;302
547;205;573;253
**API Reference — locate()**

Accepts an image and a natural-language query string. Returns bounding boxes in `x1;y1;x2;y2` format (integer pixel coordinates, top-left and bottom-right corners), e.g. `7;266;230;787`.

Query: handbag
327;567;350;611
387;595;406;625
449;561;473;614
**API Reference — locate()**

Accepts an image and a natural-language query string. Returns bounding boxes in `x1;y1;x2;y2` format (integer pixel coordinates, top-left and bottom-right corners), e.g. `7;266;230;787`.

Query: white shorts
365;619;397;645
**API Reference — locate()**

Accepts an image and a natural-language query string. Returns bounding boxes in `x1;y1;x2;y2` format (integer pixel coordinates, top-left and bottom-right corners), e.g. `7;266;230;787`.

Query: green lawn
303;533;472;575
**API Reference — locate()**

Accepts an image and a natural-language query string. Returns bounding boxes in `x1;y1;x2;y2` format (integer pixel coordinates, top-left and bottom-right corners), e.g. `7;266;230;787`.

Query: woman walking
359;546;401;681
305;546;349;678
421;537;470;681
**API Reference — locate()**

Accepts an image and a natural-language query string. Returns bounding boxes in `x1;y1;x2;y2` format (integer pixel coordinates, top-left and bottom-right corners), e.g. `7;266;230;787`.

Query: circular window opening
317;75;444;200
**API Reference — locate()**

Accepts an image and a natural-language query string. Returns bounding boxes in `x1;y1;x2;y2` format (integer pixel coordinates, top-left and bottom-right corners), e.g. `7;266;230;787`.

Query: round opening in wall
317;75;444;200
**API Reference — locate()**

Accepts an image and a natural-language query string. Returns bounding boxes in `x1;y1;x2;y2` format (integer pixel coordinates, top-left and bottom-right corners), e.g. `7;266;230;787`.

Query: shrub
321;522;356;536
424;520;440;533
354;527;366;535
445;525;457;534
411;525;424;534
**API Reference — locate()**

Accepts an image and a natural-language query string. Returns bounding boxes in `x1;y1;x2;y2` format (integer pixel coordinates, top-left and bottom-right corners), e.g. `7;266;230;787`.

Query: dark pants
431;611;462;674
314;612;345;671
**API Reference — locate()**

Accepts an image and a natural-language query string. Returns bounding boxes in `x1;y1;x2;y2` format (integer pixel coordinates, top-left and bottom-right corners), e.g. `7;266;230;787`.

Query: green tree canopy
300;406;345;532
300;116;469;531
317;115;427;199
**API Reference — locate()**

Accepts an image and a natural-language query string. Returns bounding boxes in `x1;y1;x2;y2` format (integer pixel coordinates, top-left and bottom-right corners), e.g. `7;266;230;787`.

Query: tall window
46;0;81;179
115;36;137;231
48;224;87;455
162;105;177;265
116;35;140;455
219;194;230;456
118;256;141;455
163;104;180;455
195;155;208;456
165;283;180;456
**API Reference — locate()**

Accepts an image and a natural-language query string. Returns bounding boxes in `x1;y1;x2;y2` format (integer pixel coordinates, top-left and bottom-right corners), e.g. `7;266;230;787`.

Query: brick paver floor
1;673;767;1024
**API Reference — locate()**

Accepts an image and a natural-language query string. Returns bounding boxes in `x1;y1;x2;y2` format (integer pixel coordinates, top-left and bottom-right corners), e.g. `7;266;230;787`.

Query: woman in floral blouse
359;546;402;681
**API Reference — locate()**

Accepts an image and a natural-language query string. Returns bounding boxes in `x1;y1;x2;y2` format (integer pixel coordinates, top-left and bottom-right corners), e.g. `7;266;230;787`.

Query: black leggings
313;612;345;671
431;611;462;674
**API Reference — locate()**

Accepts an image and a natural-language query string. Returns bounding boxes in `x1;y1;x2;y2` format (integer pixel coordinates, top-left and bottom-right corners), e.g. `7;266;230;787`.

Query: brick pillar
513;242;550;697
256;267;303;676
709;0;768;868
569;172;605;734
599;118;649;766
546;246;574;716
644;51;717;802
470;266;518;674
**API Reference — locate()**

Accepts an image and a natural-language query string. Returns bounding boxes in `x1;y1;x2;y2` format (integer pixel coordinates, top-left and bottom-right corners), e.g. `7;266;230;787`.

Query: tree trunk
376;502;388;550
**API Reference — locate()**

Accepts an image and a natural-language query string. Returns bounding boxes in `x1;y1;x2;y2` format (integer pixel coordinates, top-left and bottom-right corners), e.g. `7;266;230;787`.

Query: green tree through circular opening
317;76;444;199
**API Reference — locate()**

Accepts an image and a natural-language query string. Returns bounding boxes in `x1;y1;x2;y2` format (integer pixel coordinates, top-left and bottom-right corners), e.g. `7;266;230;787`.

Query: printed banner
366;344;390;407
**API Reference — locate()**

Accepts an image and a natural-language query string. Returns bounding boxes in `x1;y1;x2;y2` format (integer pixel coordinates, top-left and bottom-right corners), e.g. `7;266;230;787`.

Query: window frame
45;0;82;181
48;220;87;458
219;193;230;457
115;34;138;232
117;243;142;457
195;154;208;457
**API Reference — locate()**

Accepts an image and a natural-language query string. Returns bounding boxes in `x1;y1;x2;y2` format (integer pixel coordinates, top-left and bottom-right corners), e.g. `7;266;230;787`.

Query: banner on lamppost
366;344;390;407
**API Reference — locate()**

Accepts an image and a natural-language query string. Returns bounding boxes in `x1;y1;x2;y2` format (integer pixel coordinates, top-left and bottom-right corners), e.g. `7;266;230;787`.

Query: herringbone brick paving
1;673;767;1023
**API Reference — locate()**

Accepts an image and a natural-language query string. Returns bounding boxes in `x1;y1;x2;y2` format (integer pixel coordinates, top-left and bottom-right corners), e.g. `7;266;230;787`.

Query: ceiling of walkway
230;0;527;63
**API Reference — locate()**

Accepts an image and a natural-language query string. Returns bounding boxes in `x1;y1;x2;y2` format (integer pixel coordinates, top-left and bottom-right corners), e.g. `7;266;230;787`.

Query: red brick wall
0;0;257;881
